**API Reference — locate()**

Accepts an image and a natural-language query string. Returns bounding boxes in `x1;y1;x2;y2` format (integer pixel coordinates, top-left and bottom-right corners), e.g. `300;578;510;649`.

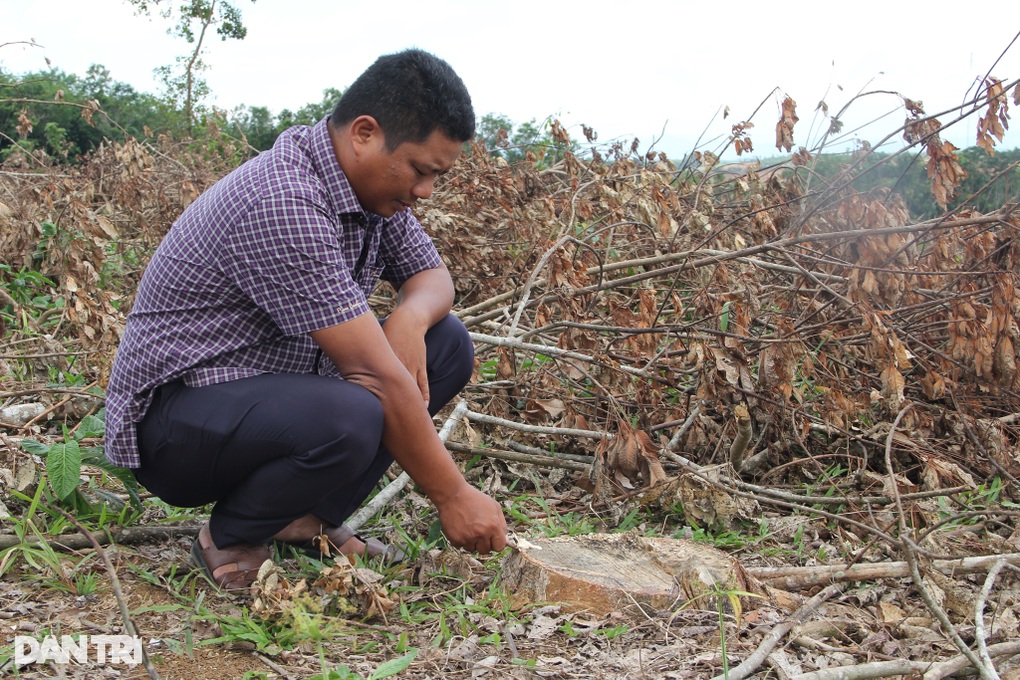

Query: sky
4;0;1019;161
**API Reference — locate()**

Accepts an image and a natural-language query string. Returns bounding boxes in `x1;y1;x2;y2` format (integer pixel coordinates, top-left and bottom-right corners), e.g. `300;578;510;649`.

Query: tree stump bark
500;532;766;615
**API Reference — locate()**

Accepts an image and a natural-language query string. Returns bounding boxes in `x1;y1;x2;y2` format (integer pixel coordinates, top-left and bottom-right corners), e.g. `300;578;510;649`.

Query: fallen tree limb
925;641;1020;680
790;659;937;680
975;559;1009;678
506;439;595;464
345;400;469;532
447;441;590;472
711;583;845;680
470;332;656;381
733;479;972;507
783;641;1020;680
747;552;1020;590
463;407;611;440
0;387;104;400
0;525;198;550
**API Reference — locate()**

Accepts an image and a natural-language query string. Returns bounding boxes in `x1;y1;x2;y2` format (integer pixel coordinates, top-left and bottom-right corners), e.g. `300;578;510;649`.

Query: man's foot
190;524;272;590
273;516;406;564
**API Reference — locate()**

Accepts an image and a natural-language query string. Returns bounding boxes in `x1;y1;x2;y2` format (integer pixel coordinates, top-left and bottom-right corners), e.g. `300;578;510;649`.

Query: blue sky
4;0;1019;160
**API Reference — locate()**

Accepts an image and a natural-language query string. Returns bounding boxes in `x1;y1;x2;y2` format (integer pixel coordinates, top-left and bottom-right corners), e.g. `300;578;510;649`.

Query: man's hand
383;309;429;405
435;483;508;553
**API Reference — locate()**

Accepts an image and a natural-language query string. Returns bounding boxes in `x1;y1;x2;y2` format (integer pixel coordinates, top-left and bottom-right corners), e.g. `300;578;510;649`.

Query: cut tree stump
500;532;767;615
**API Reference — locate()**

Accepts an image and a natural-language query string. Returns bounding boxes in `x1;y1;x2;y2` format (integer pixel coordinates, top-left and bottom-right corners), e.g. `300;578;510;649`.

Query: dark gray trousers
134;314;473;548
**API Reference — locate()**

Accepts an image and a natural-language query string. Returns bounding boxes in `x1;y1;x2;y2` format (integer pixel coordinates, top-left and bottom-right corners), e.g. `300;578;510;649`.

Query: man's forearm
311;316;469;504
390;263;455;329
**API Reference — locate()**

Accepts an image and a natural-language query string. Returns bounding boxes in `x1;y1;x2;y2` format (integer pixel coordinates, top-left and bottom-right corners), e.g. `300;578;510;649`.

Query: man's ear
348;115;383;154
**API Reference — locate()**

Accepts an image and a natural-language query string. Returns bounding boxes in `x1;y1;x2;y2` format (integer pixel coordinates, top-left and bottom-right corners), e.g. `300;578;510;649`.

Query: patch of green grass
202;607;296;655
683;525;749;550
0;483;73;583
128;561;211;603
935;476;1019;528
506;495;599;538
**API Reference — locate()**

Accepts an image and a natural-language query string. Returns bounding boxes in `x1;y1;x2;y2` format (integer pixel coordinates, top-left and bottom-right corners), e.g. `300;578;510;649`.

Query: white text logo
14;635;142;666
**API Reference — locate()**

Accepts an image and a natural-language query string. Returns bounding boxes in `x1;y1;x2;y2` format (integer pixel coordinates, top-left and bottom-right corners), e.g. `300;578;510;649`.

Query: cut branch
747;552;1020;590
345;400;469;532
711;583;845;680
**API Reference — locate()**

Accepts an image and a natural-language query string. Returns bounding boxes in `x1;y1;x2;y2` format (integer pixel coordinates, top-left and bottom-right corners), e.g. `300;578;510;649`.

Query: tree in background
476;113;575;168
0;62;184;162
229;87;343;151
128;0;254;135
809;147;1020;219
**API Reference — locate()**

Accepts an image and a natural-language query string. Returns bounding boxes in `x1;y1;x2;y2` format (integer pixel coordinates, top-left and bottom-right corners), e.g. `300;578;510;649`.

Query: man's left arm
383;262;456;404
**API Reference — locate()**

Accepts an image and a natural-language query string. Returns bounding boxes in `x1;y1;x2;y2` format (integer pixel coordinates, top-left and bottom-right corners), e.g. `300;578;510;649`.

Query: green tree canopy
475;113;575;168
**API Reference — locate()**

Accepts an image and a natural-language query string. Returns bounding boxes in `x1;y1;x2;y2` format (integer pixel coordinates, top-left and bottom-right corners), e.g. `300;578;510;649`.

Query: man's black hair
331;48;475;150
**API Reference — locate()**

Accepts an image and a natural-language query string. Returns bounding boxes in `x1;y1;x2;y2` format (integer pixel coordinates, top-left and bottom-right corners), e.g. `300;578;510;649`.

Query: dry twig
710;583;845;680
55;509;161;680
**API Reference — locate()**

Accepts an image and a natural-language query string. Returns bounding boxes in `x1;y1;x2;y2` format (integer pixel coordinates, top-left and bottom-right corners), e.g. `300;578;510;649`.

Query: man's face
350;127;463;218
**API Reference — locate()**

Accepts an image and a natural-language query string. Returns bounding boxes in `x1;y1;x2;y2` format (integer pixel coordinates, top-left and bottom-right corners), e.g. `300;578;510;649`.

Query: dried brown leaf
775;97;798;151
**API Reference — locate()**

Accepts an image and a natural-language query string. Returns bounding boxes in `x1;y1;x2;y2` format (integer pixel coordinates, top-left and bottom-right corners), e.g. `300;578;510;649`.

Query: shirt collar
309;117;373;220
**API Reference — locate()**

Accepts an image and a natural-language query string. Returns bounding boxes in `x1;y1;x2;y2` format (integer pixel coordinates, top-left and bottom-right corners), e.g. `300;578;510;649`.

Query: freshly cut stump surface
501;532;765;615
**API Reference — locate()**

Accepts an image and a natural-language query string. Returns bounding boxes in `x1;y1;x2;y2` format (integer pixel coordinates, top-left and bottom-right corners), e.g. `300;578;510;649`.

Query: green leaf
75;414;105;439
19;439;50;456
89;458;143;509
46;439;82;500
369;649;418;679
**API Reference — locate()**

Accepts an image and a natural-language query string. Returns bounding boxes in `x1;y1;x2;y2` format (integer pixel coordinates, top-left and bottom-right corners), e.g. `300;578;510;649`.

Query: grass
3;408;829;678
0;352;795;679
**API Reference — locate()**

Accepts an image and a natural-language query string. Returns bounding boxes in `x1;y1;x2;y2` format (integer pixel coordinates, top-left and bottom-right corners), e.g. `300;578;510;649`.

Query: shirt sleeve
222;195;370;336
378;210;443;289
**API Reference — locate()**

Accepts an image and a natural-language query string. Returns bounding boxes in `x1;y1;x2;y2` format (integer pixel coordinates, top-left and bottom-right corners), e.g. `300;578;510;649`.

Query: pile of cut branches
422;88;1020;493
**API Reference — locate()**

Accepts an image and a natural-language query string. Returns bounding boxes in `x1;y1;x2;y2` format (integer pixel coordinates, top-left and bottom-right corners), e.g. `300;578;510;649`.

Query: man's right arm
310;313;507;553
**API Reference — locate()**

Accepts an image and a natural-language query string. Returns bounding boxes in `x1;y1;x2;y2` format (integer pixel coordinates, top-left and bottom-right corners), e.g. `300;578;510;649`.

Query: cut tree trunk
500;532;767;615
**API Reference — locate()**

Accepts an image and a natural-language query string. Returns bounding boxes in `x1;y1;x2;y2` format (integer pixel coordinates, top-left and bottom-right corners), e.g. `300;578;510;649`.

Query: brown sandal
190;524;272;590
278;524;407;564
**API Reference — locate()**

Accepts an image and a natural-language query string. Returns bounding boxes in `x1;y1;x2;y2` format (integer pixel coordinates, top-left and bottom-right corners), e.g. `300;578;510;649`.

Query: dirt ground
4;498;1020;679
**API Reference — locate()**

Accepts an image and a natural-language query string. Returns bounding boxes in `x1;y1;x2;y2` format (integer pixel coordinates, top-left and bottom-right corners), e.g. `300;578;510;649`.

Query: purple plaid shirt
104;118;442;468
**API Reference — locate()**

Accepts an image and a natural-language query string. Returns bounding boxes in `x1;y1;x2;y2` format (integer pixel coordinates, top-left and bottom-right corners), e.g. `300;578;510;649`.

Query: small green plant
935;476;1018;528
204;593;353;656
47;363;88;387
74;570;102;596
18;409;143;510
682;581;766;679
0;264;56;308
129;559;210;603
39;558;102;597
0;263;62;335
506;495;598;538
311;648;419;680
0;484;77;587
202;608;282;654
594;624;629;639
616;506;646;532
